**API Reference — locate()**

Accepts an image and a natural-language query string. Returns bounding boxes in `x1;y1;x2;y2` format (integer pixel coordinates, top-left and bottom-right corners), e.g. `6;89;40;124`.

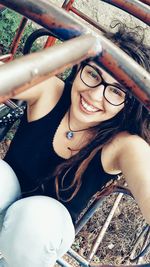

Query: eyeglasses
80;64;127;106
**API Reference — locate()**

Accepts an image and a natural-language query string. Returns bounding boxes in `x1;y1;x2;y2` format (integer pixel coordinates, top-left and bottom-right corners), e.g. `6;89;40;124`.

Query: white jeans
0;160;75;267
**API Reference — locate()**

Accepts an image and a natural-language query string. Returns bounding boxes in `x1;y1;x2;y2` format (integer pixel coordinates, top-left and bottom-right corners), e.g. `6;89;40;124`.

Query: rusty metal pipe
139;0;150;6
0;0;86;39
101;0;150;26
70;6;107;33
0;34;101;102
10;17;28;58
0;32;150;110
95;34;150;110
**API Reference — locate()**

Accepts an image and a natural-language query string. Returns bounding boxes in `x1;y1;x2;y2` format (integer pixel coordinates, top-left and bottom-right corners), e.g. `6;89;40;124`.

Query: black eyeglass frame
80;63;128;106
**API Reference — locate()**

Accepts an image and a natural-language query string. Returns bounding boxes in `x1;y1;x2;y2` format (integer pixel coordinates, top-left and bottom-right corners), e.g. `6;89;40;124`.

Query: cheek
71;79;84;95
106;104;124;117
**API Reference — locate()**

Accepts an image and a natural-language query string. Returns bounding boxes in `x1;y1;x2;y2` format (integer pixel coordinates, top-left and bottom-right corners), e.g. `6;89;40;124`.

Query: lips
80;95;101;114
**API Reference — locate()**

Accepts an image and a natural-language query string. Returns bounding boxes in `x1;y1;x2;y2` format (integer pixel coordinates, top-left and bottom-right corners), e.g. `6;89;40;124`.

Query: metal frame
0;1;150;266
0;0;150;110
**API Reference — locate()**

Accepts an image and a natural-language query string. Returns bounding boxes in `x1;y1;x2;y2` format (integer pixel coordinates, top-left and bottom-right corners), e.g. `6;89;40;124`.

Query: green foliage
0;9;39;56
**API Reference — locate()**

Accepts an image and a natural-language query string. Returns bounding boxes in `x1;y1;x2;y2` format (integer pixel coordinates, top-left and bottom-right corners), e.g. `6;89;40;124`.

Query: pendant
66;131;74;139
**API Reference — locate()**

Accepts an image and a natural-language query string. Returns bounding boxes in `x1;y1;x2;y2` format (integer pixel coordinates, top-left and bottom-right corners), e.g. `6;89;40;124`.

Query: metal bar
10;17;28;59
0;0;86;40
139;0;150;5
89;263;150;267
44;1;107;48
4;100;19;109
0;54;12;62
95;34;150;110
62;0;75;11
0;4;5;12
68;248;89;267
57;247;150;267
75;183;131;234
101;0;150;26
57;258;73;267
88;192;124;261
44;0;75;48
0;1;150;110
0;34;101;102
75;197;104;235
70;6;107;33
130;225;150;262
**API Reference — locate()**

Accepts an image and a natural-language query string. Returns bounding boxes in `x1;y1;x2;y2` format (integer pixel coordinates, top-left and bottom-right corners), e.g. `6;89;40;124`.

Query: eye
87;70;99;80
109;86;123;97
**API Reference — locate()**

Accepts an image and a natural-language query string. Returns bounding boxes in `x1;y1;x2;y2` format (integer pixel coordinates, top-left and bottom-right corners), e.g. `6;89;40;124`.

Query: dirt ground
0;1;150;266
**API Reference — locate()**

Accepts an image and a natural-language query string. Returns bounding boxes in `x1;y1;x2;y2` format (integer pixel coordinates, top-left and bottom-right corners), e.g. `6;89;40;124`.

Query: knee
2;196;75;247
0;160;21;212
0;196;75;266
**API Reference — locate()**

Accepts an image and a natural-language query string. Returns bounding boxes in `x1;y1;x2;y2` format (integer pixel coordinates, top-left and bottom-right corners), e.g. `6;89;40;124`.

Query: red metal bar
62;0;75;11
70;6;107;33
101;0;150;25
44;37;57;48
0;3;5;12
0;54;12;62
45;0;106;49
44;0;75;48
10;17;28;60
0;0;86;40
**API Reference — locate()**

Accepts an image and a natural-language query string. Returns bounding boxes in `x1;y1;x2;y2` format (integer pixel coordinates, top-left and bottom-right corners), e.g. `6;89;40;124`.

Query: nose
89;85;104;102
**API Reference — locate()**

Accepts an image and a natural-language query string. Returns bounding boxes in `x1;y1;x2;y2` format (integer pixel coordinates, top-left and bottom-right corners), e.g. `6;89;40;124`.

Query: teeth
81;97;99;112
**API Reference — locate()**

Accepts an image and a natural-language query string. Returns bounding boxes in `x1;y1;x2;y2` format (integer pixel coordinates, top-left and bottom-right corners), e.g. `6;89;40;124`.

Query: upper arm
117;135;150;223
12;76;63;104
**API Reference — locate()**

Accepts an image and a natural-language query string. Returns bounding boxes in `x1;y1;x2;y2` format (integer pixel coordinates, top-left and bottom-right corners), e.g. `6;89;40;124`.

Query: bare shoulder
110;132;150;169
27;76;65;122
113;131;149;152
103;131;149;170
104;131;149;157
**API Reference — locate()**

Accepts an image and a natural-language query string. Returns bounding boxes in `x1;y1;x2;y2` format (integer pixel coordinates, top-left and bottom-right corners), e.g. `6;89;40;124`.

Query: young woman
0;23;150;267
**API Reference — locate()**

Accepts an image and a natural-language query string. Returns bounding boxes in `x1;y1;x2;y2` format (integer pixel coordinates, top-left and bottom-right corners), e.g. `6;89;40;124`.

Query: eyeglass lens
81;65;126;106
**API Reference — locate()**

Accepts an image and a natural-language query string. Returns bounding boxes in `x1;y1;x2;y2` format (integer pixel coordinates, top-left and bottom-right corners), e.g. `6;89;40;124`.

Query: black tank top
5;81;117;223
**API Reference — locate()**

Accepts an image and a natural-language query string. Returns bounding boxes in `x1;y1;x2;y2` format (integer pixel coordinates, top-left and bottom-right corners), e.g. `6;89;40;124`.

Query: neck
68;107;97;131
65;107;95;141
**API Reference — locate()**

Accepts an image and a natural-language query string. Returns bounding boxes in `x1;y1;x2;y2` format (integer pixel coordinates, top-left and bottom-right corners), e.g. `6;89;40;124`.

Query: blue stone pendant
66;131;74;139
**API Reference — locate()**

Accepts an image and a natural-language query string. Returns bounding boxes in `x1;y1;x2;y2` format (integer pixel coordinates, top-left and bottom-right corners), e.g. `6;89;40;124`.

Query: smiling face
70;62;126;128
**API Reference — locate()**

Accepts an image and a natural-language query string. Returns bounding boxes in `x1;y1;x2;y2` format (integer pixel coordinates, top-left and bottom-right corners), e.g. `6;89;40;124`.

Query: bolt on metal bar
0;34;101;102
101;0;150;26
0;0;86;40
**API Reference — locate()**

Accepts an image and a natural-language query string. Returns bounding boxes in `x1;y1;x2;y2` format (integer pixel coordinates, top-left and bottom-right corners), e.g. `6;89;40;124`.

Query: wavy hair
54;22;150;202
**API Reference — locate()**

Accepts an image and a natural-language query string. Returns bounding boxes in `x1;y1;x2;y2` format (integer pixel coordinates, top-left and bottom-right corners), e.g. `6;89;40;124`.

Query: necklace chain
66;108;95;139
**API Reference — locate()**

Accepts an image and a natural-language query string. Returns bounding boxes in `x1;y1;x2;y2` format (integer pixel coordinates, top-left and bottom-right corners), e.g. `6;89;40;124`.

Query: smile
80;96;100;113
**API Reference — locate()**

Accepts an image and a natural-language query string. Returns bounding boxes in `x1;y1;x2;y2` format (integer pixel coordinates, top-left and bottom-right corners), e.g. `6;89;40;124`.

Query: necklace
66;109;95;140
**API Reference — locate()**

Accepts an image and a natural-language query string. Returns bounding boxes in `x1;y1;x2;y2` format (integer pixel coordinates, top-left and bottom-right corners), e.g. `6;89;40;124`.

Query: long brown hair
54;22;150;202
